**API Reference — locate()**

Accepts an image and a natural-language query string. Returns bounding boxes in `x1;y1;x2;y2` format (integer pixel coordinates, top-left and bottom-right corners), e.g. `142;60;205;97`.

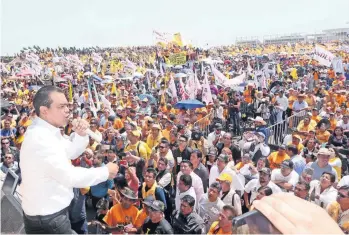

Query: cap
149;200;165;212
142;195;155;206
317;147;331;156
279;144;286;150
216;173;232;183
214;123;223;130
142;98;149;102
131;130;141;137
152;124;161;130
292;134;302;141
258;167;271;175
281;160;294;169
207;149;217;156
119;187;138;200
84;148;93;156
218;154;229;163
251;116;266;124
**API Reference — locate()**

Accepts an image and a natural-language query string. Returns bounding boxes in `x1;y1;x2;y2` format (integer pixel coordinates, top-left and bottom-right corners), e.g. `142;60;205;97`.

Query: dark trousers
230;112;241;135
23;207;76;234
71;219;88;234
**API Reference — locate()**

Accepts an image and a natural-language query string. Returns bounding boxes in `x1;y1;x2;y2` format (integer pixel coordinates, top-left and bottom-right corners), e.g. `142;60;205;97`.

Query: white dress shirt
309;180;338;209
207;131;226;148
20;117;109;216
209;165;245;192
244;179;282;203
177;171;204;202
338;175;349;187
275;95;289;112
175;186;197;211
271;169;299;191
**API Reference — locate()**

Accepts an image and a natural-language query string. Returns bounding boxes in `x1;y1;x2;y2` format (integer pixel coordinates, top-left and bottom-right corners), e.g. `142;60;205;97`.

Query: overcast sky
1;0;349;55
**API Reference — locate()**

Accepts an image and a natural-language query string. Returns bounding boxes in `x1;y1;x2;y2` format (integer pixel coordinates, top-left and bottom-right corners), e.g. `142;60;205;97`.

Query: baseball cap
281;160;294;169
216;173;232;183
217;154;229;163
149;200;165;212
131;130;141;137
214;123;223;130
256;132;266;139
152;124;161;130
207;149;217;156
258;167;271;175
279;144;286;150
142;195;155;206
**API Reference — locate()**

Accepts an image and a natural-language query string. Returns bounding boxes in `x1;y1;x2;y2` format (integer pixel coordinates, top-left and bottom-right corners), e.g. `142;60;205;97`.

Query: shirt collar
34;117;60;135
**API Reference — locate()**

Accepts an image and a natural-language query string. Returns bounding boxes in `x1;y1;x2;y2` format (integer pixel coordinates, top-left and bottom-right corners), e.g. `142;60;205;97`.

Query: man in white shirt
207;123;225;148
271;160;299;192
275;90;288;118
338;175;349;187
337;115;349;134
176;160;204;202
175;174;197;211
20;86;118;234
244;167;282;209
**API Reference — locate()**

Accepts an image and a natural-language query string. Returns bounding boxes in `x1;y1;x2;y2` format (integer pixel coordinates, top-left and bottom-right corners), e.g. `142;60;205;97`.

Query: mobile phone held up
232;210;281;234
119;160;128;167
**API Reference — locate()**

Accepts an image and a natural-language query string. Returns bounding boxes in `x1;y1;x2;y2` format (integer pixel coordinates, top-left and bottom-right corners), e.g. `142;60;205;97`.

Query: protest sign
168;53;187;65
313;45;335;67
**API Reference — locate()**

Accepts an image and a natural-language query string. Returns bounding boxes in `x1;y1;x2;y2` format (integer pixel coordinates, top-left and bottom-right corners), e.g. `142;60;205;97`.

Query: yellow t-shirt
103;203;139;227
208;221;232;235
316;130;331;144
125;141;151;160
268;152;290;170
146;134;163;149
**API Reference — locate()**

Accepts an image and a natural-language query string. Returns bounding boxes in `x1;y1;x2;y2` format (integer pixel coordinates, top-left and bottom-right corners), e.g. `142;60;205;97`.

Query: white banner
202;73;213;104
332;57;344;74
313;45;335;67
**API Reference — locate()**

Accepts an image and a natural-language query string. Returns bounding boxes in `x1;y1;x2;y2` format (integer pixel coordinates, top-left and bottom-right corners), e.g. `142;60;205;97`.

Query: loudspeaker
1;194;25;234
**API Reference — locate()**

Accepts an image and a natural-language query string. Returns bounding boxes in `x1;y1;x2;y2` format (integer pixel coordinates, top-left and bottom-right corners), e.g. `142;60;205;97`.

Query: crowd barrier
194;110;214;137
267;110;308;145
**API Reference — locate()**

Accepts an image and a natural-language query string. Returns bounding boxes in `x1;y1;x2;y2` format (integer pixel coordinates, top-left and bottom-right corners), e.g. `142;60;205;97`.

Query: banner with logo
313;45;335;67
168;53;187;65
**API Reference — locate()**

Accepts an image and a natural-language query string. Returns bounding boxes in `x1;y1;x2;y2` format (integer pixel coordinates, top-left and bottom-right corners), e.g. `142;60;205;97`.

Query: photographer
256;98;271;125
228;91;241;136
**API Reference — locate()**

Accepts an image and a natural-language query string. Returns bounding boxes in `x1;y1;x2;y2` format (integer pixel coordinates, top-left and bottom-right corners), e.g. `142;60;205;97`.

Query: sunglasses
338;192;348;199
2;142;9;145
4;157;12;159
178;139;186;142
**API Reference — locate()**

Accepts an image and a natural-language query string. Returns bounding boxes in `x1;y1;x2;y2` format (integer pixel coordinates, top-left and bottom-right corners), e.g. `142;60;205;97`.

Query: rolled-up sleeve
39;140;109;188
65;133;89;160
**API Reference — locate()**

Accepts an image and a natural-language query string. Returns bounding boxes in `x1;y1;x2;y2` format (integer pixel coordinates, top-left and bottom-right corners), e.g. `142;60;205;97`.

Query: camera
191;131;203;141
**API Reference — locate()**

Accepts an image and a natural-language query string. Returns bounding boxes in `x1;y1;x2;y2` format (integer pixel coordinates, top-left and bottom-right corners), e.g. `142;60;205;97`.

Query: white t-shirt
271;169;299;191
244;179;282;203
337;120;349;131
338;175;349;187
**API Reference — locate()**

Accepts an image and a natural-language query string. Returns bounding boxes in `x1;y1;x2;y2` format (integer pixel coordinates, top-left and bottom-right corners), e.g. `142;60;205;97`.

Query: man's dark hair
146;168;157;178
158;157;168;166
322;171;336;183
191;149;202;159
297;181;310;191
257;186;273;196
179;135;188;141
160;139;169;147
179;174;192;188
287;145;298;155
33;86;64;116
181;195;195;207
181;160;193;169
210;182;222;192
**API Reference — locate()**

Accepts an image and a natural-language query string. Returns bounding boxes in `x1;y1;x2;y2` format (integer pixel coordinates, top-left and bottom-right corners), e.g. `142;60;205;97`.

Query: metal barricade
194;110;213;137
267;110;308;145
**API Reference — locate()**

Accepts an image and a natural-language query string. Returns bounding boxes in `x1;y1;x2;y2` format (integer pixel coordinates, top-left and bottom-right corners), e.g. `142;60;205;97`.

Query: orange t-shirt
103;203;138;227
134;209;147;229
268;152;290;170
208;221;232;235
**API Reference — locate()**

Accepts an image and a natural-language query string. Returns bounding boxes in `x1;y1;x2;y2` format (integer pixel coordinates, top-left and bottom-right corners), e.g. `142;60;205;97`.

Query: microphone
72;119;102;143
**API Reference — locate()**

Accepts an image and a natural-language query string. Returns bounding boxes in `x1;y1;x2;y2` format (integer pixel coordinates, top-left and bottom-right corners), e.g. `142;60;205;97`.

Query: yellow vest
142;182;157;199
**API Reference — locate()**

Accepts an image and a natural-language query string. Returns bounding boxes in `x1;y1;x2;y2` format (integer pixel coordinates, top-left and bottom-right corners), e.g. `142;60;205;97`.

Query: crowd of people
1;40;349;234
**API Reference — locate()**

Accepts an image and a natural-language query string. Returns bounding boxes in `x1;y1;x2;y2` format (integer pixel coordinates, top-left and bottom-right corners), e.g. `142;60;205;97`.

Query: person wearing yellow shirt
243;84;254;104
146;124;163;149
161;120;173;141
18;112;33;127
287;88;297;116
1;113;17;128
103;187;139;229
305;91;316;109
125;130;151;160
311;108;322;123
297;116;316;139
329;113;337;131
316;123;331;144
208;205;235;235
14;126;26;149
267;145;290;170
326;186;349;234
288;134;304;153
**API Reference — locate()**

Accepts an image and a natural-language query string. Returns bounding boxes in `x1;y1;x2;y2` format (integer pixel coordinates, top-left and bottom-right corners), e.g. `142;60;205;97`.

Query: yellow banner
168;53;186;65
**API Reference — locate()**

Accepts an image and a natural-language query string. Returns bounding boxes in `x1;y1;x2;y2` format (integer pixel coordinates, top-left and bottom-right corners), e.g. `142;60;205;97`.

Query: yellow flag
290;68;298;79
277;64;283;74
111;82;117;94
173;33;183;47
68;81;73;102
